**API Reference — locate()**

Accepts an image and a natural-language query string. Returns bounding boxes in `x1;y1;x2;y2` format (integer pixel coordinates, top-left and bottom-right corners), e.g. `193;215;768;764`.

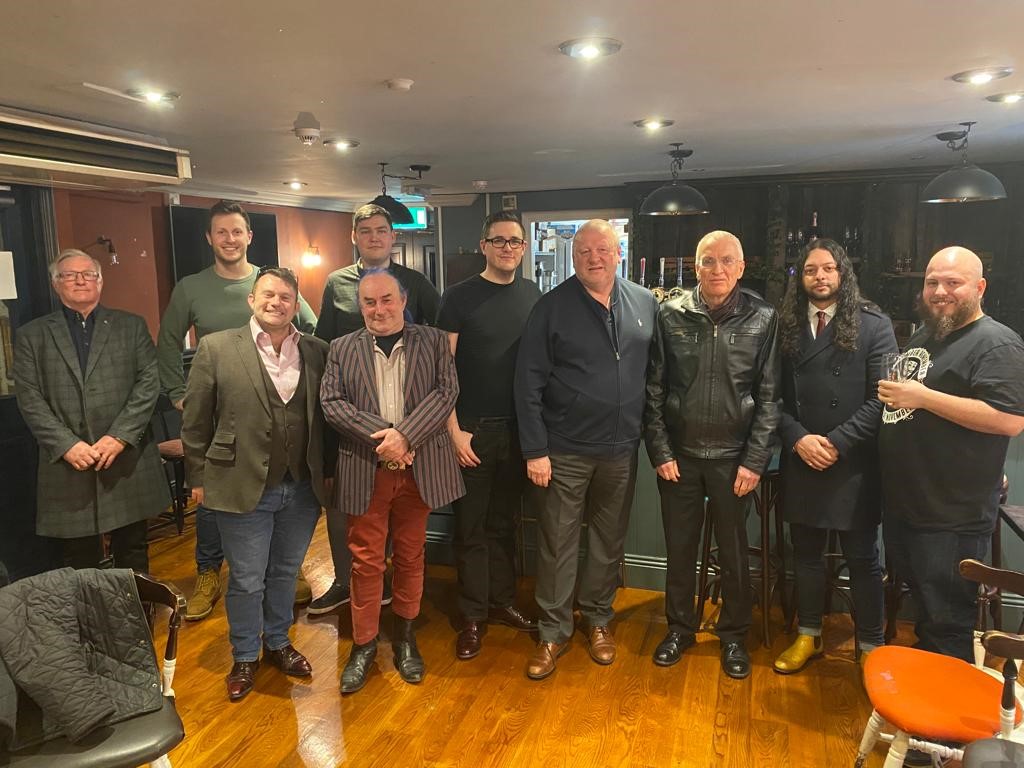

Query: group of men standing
12;195;1024;703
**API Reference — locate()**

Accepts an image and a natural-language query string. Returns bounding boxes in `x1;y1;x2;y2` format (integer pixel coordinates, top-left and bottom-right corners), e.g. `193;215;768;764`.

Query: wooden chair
854;559;1024;768
1;572;187;767
149;394;188;535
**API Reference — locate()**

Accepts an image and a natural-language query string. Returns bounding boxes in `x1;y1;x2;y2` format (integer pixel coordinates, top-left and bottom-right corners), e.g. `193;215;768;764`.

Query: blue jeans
216;480;319;662
195;506;224;573
883;515;989;662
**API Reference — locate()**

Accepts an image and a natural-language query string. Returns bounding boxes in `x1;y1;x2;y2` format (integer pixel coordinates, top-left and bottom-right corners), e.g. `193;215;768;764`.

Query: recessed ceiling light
323;138;360;151
951;66;1013;85
558;37;622;60
986;92;1023;104
634;119;675;131
284;181;307;190
125;88;180;104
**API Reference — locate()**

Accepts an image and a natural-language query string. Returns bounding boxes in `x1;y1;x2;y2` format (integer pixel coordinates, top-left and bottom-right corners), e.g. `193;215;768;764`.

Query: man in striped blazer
321;268;464;694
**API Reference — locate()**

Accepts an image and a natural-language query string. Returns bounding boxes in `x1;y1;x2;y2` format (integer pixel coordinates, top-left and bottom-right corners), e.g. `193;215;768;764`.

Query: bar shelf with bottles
785;210;863;268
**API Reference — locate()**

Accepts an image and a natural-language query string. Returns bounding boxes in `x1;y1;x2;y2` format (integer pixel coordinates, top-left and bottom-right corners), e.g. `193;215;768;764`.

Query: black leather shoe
488;604;537;632
721;641;751;679
226;660;259;701
393;616;425;684
653;631;695;667
264;644;312;677
456;621;486;660
340;641;377;694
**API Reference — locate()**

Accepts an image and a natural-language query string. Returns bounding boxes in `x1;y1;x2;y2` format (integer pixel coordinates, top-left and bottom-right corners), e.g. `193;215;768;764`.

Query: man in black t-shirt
878;246;1024;662
436;210;541;660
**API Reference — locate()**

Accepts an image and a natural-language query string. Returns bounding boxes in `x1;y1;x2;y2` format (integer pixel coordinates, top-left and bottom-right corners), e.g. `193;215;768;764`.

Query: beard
918;296;979;340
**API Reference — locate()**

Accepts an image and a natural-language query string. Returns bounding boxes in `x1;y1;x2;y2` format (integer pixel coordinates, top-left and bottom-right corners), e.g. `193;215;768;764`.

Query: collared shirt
372;336;406;425
61;303;96;374
807;301;838;339
249;316;302;402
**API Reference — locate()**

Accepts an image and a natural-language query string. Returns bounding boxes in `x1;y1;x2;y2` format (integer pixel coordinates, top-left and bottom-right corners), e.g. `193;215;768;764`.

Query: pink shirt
249;316;302;403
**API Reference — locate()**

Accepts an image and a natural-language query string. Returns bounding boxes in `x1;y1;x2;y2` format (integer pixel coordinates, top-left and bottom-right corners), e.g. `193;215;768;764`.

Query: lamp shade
639;181;710;215
370;194;415;224
921;164;1007;203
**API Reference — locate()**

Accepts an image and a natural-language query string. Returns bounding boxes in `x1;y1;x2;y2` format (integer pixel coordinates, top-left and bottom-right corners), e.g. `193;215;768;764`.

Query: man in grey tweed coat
13;249;168;572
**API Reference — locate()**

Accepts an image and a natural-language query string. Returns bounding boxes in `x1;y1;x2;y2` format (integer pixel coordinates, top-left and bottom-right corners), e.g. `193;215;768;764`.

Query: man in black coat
775;239;897;673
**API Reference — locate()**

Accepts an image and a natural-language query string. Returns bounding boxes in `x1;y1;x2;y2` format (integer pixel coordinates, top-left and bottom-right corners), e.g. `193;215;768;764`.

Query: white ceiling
3;0;1023;209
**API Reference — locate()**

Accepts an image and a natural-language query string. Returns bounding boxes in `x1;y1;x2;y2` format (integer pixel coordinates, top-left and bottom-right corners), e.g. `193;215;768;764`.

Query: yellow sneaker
186;569;221;621
295;568;313;605
773;634;824;674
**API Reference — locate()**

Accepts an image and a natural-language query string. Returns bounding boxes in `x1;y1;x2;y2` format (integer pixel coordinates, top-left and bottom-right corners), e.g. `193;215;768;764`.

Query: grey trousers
534;451;637;643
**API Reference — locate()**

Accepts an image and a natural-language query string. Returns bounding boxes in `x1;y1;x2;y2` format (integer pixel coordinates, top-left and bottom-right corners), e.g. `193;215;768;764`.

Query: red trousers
347;468;431;644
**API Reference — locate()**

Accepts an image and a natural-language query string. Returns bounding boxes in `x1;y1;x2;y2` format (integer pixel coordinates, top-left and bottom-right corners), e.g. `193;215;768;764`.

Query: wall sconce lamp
85;236;119;265
301;245;322;268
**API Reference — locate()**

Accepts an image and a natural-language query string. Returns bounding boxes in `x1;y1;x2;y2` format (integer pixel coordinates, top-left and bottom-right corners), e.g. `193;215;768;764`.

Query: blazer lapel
299;337;318;423
402;324;420;407
46;312;84;387
83;306;113;383
798;317;833;366
356;330;382;415
234;330;272;417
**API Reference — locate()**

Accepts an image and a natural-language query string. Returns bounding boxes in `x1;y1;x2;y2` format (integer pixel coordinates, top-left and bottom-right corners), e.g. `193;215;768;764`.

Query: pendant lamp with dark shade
371;162;415;224
921;122;1007;204
640;143;710;216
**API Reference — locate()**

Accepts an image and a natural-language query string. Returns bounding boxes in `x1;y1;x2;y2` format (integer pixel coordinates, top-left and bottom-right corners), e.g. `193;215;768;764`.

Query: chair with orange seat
853;559;1024;768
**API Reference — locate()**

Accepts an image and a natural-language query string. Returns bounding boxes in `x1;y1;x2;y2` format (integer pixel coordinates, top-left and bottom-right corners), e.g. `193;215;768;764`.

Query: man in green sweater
158;200;316;620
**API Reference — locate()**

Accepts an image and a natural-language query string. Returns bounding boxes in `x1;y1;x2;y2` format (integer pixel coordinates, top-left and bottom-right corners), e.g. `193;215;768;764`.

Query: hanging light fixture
369;162;415;224
921;122;1007;203
639;143;710;215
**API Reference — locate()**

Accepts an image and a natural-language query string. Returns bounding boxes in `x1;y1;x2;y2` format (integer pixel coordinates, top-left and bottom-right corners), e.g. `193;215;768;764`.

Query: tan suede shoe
773;634;824;674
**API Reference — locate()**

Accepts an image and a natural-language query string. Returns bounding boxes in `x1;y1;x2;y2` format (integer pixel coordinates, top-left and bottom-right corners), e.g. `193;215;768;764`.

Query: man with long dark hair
775;238;896;673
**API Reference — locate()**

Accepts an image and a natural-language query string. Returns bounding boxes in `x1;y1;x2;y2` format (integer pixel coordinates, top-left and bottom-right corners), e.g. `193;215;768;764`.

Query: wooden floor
148;514;909;768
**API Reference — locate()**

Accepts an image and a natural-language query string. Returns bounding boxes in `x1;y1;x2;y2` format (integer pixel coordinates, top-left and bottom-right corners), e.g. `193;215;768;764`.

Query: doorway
521;209;630;293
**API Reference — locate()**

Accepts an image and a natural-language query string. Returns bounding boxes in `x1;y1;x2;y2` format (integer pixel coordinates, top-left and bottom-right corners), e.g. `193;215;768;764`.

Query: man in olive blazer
181;267;335;701
14;249;167;573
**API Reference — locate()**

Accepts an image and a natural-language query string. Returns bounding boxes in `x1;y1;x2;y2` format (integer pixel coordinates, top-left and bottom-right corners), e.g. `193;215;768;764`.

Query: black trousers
452;418;524;620
659;457;752;644
58;519;149;573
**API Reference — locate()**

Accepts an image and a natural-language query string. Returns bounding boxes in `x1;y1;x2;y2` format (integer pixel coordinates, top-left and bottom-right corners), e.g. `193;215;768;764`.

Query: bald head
927;246;983;282
572;219;621;300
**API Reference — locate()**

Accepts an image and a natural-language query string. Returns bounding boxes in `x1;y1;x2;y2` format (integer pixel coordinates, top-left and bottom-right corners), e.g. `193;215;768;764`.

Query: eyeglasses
698;256;740;270
56;270;101;282
802;264;838;277
483;237;526;250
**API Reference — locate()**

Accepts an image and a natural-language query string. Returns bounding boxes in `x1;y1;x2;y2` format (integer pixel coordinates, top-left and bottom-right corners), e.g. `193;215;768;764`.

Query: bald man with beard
878;246;1024;662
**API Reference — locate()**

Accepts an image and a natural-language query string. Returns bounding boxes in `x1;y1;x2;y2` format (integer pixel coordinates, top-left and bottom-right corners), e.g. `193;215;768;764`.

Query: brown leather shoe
456;621;486;660
588;625;616;665
488;604;537;632
526;640;569;680
226;660;259;701
263;644;312;677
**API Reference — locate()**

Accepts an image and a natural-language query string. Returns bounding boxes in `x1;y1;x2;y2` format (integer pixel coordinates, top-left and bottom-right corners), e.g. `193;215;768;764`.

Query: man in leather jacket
644;230;780;679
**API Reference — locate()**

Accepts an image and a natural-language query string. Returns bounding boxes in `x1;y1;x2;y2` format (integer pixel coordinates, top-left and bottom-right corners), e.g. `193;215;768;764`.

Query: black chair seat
0;696;184;767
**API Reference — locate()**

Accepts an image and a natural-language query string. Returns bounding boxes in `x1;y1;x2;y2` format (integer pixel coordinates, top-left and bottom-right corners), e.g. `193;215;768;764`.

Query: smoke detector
292;111;321;145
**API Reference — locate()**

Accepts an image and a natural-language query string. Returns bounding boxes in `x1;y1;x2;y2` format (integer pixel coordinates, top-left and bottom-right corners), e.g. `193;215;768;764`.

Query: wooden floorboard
145;514;933;767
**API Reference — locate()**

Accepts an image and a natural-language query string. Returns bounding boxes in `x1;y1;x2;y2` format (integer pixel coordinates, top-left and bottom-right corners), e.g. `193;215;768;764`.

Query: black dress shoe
488;604;537;632
653;631;695;667
456;621;486;660
226;660;259;701
393;617;425;684
263;644;312;677
340;641;377;694
721;641;751;679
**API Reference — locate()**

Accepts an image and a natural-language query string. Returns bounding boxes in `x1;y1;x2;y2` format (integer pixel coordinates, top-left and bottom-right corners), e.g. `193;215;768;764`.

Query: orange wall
52;191;355;335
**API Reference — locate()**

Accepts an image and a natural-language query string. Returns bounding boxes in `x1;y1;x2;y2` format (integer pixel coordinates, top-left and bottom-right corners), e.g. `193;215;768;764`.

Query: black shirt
437;274;540;420
61;304;96;374
879;315;1024;534
374;329;403;358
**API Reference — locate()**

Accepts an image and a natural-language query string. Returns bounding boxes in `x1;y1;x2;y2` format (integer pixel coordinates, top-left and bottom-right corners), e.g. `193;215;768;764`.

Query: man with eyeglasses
515;219;657;680
14;249;168;573
437;210;540;660
644;230;780;679
309;203;440;616
773;238;896;674
181;266;335;701
158;200;317;622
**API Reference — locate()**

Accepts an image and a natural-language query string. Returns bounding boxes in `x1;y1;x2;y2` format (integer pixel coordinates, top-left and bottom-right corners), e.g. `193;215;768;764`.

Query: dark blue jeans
216;480;319;662
195;505;224;573
883;515;989;662
790;523;884;648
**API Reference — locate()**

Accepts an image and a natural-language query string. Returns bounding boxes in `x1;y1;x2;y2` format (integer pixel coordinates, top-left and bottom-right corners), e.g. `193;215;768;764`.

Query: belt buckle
385;460;401;471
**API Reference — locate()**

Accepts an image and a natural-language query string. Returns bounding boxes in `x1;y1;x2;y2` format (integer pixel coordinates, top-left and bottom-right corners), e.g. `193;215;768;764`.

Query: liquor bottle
785;229;796;262
806;211;821;243
652;258;666;303
669;257;685;299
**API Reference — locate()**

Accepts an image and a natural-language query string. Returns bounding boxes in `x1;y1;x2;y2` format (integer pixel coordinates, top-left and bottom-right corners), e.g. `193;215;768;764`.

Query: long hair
779;238;871;357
